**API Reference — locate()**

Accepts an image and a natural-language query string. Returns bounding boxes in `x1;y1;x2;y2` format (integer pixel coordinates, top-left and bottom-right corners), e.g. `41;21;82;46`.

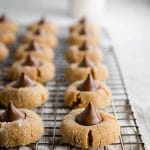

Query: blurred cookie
65;41;103;63
69;24;99;45
0;14;18;33
14;40;54;61
23;28;57;48
65;56;108;82
27;17;57;35
9;54;55;83
0;42;9;61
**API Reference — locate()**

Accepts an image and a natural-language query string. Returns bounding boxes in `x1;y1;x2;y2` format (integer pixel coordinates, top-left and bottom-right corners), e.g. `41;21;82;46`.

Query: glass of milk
69;0;106;19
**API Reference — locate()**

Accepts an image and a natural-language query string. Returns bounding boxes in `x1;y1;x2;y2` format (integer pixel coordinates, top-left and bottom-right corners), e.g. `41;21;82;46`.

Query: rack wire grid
0;27;147;150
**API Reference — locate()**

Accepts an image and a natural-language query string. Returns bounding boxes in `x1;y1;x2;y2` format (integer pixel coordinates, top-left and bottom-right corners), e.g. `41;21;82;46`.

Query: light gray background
0;0;150;149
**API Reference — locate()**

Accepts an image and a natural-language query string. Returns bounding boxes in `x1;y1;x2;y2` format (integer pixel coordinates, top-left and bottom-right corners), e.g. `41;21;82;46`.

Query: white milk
69;0;106;19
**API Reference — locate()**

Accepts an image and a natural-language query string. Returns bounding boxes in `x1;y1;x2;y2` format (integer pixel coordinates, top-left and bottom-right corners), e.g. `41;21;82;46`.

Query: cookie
27;17;57;35
64;74;111;109
0;42;9;61
0;73;49;108
65;41;103;63
0;102;44;147
14;40;54;61
23;28;57;48
69;24;99;45
9;54;55;83
65;56;108;82
0;14;18;33
69;17;98;35
61;102;120;148
0;30;16;44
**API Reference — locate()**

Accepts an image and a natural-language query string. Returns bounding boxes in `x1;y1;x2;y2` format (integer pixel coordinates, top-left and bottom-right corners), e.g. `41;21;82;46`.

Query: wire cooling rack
0;28;147;150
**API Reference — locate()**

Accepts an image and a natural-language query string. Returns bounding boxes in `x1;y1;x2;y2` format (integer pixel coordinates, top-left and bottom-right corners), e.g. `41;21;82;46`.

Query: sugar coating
65;45;103;64
61;109;120;148
0;109;44;147
0;82;49;108
64;80;112;109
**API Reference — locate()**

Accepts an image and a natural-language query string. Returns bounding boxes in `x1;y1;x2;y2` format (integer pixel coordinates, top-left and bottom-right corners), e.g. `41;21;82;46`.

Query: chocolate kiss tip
79;41;90;51
77;74;98;91
34;28;45;35
79;17;87;24
0;14;8;22
76;102;101;126
0;101;25;122
26;41;41;51
13;73;34;88
79;56;94;68
79;25;88;35
38;17;47;25
22;54;39;66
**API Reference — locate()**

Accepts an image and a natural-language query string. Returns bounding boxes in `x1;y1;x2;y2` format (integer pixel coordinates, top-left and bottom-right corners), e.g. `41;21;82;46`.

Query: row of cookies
60;17;120;148
0;14;18;61
0;17;57;147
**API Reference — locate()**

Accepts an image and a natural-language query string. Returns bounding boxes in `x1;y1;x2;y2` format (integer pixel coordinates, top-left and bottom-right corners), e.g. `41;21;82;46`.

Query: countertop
0;0;150;149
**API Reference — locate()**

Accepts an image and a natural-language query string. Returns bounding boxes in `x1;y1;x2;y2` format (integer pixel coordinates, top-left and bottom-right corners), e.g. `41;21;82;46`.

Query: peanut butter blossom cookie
64;74;111;109
69;24;100;45
14;40;54;61
23;28;57;48
0;101;44;147
0;14;18;44
27;17;58;35
0;42;9;61
69;17;98;35
65;41;103;63
61;102;120;148
9;54;55;83
65;55;108;82
0;14;18;33
0;73;49;108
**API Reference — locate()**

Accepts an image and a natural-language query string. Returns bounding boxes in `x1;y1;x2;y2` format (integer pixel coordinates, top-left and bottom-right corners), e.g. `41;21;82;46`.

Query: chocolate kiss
34;28;45;36
0;14;9;22
13;73;35;88
79;25;88;35
79;41;91;51
77;74;98;91
79;56;94;68
0;101;25;122
38;17;48;25
22;54;40;66
79;17;87;24
76;102;102;126
25;41;41;51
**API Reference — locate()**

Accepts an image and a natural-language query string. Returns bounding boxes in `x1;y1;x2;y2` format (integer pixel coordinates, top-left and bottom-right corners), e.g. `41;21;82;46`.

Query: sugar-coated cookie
0;102;44;147
14;40;54;61
9;54;55;83
69;24;99;45
23;28;57;48
0;30;16;44
65;41;103;63
64;74;111;109
61;102;120;148
0;73;49;108
27;17;57;35
0;42;9;61
0;14;18;33
65;56;108;82
69;17;98;35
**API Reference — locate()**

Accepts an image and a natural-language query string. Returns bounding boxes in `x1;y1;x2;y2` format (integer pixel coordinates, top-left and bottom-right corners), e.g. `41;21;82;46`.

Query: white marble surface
0;0;150;149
